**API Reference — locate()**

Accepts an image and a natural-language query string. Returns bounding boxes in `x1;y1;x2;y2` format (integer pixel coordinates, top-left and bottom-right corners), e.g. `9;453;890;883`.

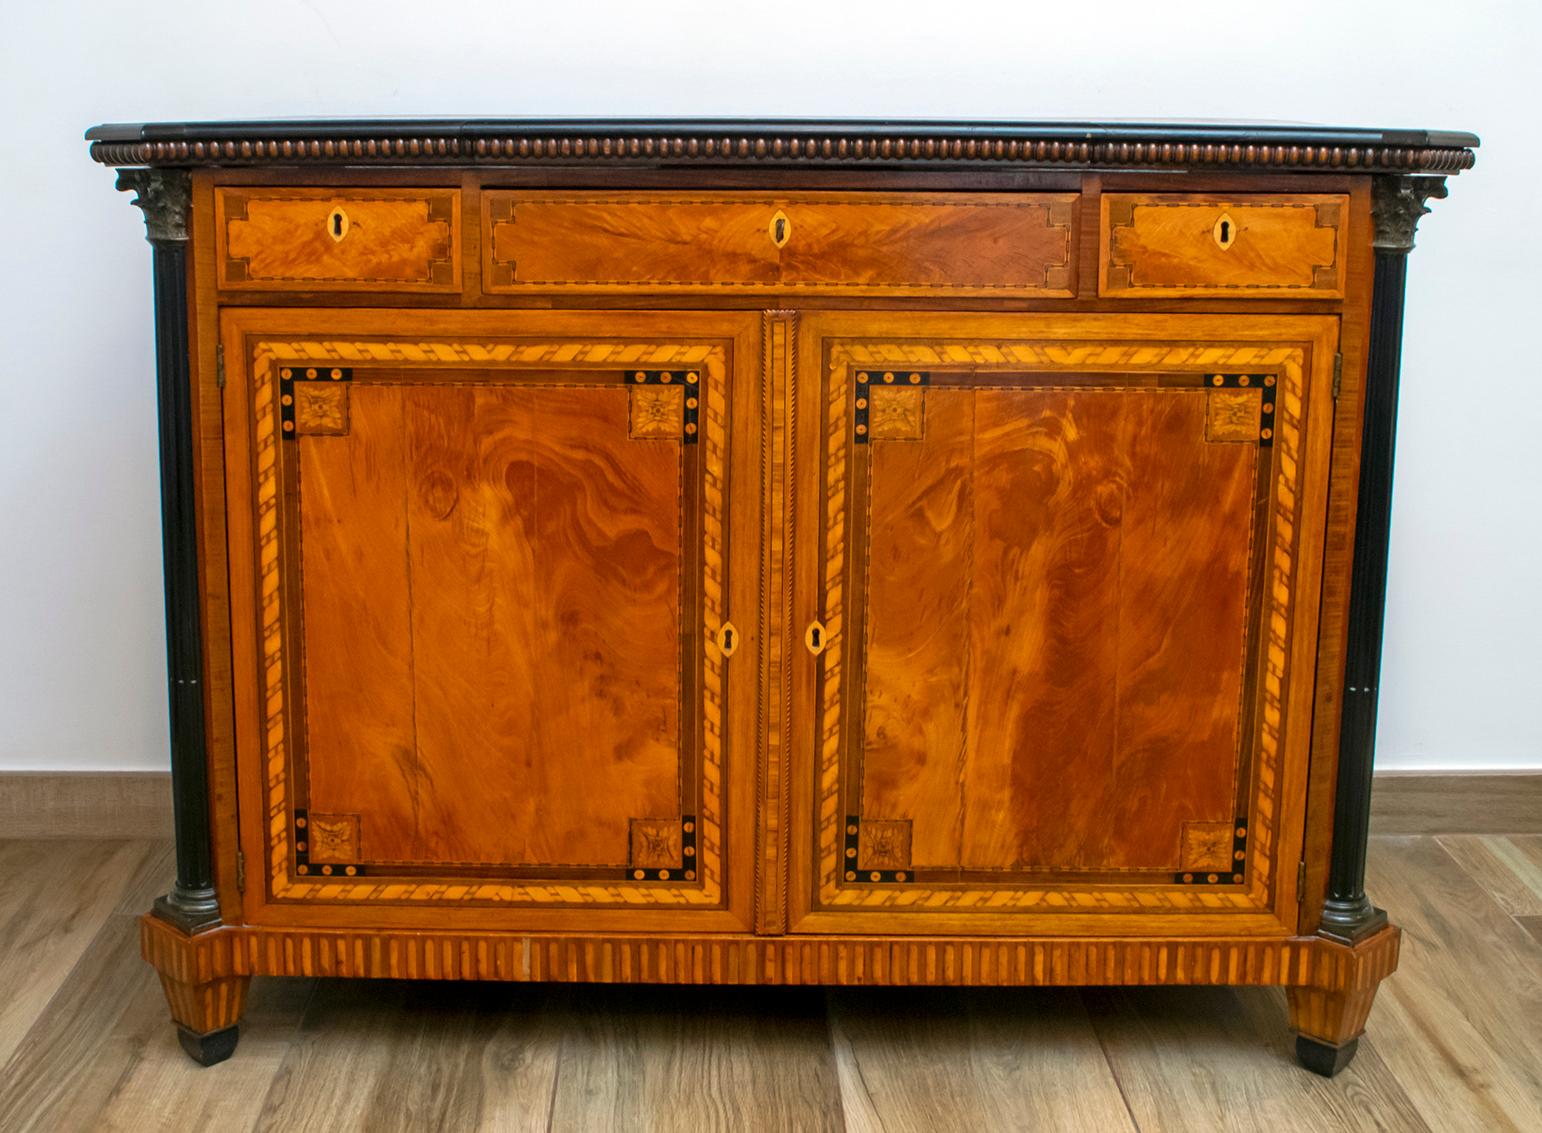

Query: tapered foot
1286;925;1400;1078
1296;1034;1359;1077
176;1022;240;1066
157;970;250;1065
143;915;251;1065
154;969;249;1063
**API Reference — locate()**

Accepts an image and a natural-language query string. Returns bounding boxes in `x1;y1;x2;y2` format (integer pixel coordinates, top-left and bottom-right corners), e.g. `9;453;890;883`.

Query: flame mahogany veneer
90;117;1476;1073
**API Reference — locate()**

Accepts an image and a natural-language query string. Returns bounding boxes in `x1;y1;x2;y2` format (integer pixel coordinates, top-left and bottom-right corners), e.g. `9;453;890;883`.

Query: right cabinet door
789;313;1338;937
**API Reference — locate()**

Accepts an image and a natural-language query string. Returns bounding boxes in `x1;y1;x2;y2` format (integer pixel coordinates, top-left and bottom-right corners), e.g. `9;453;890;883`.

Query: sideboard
87;118;1477;1073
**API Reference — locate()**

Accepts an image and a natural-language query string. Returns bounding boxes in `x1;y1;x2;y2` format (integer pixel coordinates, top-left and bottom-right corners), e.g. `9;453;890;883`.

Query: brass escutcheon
716;621;739;658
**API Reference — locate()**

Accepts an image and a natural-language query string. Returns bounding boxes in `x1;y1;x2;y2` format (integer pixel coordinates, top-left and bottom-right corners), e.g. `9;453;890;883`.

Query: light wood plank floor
1;836;1539;1132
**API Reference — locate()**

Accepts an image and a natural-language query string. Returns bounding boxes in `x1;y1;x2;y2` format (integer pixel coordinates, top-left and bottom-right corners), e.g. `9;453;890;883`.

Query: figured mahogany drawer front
215;188;461;291
482;191;1077;296
1100;193;1348;298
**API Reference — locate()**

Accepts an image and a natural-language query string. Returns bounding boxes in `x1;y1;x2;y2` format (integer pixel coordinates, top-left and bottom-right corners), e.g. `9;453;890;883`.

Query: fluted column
118;169;221;934
1319;174;1447;942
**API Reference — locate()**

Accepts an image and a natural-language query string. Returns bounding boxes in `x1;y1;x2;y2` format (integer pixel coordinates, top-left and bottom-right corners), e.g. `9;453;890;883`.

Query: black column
118;169;221;934
1319;174;1447;943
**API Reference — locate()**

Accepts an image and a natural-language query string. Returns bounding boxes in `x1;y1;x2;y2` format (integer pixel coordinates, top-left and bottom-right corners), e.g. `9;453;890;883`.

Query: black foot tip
1296;1034;1358;1077
176;1023;239;1067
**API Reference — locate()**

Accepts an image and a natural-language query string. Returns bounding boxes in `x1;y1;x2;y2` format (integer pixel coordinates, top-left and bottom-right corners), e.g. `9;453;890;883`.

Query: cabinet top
85;117;1478;175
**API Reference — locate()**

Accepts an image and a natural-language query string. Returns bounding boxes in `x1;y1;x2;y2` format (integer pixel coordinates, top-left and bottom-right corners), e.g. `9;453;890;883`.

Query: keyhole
327;207;349;243
805;620;827;655
769;209;791;248
1213;212;1236;250
716;621;739;658
722;627;733;651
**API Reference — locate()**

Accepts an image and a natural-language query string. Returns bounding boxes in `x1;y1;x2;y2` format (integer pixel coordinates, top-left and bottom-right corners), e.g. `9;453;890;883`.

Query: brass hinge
236;849;246;893
216;343;226;390
1331;352;1342;400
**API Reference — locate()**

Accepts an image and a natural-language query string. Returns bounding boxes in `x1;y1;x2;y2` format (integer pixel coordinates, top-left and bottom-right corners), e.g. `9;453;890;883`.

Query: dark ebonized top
86;117;1478;174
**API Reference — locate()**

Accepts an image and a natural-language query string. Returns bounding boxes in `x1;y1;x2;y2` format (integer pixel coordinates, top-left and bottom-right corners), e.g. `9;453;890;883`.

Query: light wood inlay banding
814;337;1310;917
249;337;730;908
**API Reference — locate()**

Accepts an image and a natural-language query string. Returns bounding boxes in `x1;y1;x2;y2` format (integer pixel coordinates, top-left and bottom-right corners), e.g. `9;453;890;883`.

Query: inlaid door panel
221;310;759;931
789;313;1338;936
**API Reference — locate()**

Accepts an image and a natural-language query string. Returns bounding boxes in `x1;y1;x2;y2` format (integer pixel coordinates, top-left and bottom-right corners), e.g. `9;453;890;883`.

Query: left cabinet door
220;310;759;932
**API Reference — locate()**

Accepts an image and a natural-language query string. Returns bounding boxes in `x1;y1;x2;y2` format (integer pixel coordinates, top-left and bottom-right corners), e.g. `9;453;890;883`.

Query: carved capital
116;168;191;243
1371;175;1447;254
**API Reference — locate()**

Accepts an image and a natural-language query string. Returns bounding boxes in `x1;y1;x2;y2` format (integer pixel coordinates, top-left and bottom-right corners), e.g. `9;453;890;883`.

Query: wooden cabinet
91;117;1476;1075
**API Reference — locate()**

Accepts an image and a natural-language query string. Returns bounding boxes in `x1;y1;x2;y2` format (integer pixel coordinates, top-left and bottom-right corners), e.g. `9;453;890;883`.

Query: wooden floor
1;835;1540;1131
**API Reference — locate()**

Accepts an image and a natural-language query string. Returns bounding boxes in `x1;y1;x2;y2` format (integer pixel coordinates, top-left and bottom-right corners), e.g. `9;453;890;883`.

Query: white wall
1;0;1536;772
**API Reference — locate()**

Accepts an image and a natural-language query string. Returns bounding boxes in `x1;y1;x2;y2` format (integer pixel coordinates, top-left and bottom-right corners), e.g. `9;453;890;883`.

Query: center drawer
481;191;1077;297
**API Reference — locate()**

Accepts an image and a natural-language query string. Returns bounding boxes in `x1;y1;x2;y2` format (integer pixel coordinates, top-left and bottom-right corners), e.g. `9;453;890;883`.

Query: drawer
1100;193;1347;298
215;188;460;291
483;191;1076;296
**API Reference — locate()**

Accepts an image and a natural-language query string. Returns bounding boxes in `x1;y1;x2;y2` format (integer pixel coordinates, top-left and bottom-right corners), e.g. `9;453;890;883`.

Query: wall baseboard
0;772;173;839
1;770;1538;840
1368;771;1542;835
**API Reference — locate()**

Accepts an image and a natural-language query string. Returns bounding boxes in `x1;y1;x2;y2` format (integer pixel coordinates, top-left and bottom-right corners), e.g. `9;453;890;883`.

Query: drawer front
216;188;460;291
1100;194;1347;298
483;191;1077;296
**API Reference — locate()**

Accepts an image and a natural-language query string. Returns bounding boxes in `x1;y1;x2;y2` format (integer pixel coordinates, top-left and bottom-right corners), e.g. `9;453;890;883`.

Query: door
789;313;1338;936
223;310;759;931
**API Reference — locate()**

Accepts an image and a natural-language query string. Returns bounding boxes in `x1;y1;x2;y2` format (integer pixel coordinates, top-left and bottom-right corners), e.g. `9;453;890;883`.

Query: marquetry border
91;129;1476;174
758;311;798;933
143;914;1400;991
816;340;1306;913
249;336;729;907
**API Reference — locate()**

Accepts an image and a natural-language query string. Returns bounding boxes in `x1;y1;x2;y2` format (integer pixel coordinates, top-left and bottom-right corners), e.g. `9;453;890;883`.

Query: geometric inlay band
249;336;728;908
818;338;1309;914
